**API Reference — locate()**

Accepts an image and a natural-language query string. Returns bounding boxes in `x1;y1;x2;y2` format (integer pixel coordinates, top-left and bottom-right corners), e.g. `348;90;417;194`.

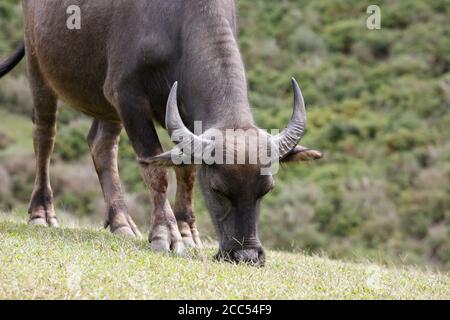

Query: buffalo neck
178;0;255;132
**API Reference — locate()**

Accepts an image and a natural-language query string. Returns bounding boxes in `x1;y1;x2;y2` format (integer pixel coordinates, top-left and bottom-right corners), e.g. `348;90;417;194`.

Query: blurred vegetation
0;0;449;270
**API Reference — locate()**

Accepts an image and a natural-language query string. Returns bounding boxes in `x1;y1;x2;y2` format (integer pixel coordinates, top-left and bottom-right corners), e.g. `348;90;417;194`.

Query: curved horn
166;82;212;157
274;78;307;159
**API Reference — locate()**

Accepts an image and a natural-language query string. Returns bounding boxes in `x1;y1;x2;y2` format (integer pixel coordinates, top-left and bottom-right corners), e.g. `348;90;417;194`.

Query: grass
0;214;448;300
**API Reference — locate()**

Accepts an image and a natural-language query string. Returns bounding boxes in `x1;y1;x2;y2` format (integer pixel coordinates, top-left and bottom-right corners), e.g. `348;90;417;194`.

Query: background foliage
0;0;449;269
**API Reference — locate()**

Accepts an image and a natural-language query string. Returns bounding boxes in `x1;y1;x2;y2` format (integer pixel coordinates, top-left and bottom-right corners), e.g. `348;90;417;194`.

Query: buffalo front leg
108;89;184;254
174;166;203;248
87;120;141;238
141;166;184;254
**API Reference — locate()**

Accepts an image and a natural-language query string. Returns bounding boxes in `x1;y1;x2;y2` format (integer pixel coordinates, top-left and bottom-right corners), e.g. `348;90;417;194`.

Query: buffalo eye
210;183;230;199
212;187;226;198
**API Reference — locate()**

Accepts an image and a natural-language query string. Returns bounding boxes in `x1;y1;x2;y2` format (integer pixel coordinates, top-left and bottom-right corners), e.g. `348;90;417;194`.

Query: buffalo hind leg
27;56;58;227
108;90;184;254
87;120;141;238
174;166;203;248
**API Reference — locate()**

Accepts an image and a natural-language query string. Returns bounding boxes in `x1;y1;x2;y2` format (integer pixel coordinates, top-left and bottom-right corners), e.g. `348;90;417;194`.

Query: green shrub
55;120;90;161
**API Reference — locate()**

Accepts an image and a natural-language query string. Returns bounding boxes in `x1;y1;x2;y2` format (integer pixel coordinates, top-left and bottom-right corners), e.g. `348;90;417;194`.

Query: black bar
0;300;447;318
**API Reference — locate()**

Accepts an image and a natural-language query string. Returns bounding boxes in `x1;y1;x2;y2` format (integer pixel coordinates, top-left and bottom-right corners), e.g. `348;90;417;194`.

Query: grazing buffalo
1;0;322;266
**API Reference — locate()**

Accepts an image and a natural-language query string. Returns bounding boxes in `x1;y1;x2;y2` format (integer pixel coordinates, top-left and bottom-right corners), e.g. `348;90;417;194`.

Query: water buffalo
1;0;322;266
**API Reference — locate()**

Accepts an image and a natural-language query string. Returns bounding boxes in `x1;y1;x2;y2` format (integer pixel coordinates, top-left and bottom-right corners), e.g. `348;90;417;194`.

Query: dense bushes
239;0;450;269
0;0;449;269
55;120;91;161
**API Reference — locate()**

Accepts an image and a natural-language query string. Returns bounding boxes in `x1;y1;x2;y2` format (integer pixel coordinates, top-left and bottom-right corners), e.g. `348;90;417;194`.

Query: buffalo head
140;79;323;266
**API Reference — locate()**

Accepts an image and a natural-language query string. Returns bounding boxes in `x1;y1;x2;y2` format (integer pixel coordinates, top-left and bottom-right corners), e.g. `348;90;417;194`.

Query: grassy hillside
0;215;448;300
1;0;449;270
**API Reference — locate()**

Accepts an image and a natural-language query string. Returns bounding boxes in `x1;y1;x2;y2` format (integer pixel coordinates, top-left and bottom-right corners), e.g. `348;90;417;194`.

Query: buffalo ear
281;146;324;163
138;151;177;167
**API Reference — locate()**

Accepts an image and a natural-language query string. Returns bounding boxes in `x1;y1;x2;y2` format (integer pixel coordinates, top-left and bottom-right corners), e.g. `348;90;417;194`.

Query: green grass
0;214;448;300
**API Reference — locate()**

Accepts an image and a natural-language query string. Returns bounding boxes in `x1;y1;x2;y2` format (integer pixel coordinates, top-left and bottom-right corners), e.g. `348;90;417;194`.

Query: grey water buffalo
1;0;322;266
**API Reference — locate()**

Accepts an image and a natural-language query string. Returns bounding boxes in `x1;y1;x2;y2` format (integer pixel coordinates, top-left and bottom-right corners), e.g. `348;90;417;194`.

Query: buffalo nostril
215;247;266;267
232;249;259;262
231;249;265;267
